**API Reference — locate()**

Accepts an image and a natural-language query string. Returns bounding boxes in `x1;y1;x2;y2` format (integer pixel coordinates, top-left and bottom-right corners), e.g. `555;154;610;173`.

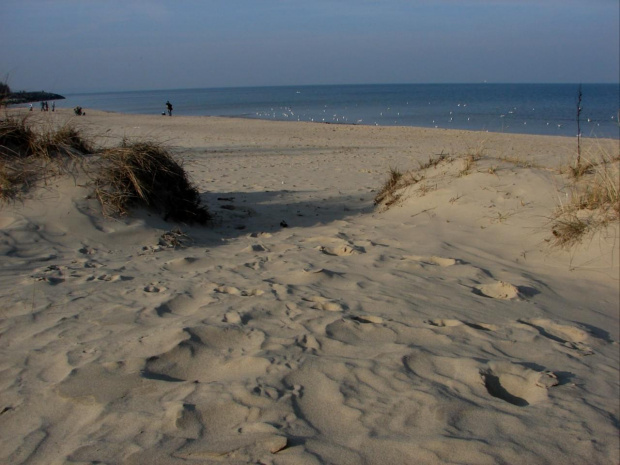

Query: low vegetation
0;113;210;224
374;167;404;206
374;152;452;208
0;114;36;158
374;142;619;251
94;140;210;224
551;148;619;247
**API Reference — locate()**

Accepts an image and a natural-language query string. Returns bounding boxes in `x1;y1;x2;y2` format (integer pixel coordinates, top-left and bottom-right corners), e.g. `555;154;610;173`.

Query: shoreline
7;104;620;141
64;107;620;141
8;106;619;145
17;82;619;139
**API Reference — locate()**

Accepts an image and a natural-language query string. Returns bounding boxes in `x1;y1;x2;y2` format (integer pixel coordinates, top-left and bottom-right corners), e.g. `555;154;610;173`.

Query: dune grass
0;114;36;158
94;140;210;224
551;148;619;247
1;114;95;201
1;115;46;200
374;142;619;251
374;167;404;206
1;115;210;225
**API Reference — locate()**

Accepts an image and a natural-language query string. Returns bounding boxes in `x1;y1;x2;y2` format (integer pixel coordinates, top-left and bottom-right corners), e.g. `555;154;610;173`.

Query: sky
1;0;619;93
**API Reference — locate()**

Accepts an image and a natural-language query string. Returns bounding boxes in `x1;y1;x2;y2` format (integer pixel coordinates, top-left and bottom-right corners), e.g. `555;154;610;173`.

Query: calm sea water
59;84;619;139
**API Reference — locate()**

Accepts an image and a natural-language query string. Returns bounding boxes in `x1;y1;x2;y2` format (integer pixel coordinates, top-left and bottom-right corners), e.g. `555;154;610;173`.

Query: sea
58;84;619;139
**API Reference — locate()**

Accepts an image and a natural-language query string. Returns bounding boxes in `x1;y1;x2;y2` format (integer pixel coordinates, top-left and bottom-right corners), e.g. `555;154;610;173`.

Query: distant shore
2;91;65;105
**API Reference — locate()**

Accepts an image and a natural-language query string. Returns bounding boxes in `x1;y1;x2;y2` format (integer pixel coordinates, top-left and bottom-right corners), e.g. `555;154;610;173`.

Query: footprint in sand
83;260;103;268
302;296;344;312
242;244;270;253
403;350;482;390
403;255;459;267
158;396;288;459
152;287;217;317
58;361;145;404
296;334;321;352
426;319;498;331
319;244;364;256
350;315;384;324
403;351;557;408
248;232;272;239
518;318;594;354
474;280;520;300
163;256;210;272
144;283;166;293
278;267;345;286
87;273;133;283
78;247;97;255
165;403;203;439
480;361;558;407
174;432;288;459
215;285;265;297
143;326;269;383
425;319;463;328
326;316;396;344
30;264;68;285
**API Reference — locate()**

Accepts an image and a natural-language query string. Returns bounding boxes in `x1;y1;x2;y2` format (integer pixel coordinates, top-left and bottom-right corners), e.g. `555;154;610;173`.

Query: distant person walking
166;100;173;116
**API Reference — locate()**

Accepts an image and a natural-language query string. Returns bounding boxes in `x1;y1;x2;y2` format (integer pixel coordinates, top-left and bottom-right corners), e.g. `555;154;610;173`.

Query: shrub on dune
94;140;210;225
39;124;94;159
0;115;40;201
0;114;37;158
1;116;210;225
552;149;619;247
0;115;92;200
374;167;404;206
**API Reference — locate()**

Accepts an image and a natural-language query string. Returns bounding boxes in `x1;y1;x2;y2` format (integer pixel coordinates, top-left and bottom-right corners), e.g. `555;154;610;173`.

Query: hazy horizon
56;82;618;98
2;1;619;94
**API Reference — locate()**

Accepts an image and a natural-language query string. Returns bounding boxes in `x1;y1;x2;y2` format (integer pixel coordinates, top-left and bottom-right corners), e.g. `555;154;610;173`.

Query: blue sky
1;0;618;93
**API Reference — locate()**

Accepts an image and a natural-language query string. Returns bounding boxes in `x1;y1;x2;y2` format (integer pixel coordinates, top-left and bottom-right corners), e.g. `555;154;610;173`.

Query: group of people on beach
30;101;55;112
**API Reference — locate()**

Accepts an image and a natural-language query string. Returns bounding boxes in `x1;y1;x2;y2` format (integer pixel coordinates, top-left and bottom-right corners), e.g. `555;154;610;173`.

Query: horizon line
60;81;620;96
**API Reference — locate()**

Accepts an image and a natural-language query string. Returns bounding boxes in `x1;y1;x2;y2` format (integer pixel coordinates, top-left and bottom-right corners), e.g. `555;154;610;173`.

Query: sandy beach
1;109;618;465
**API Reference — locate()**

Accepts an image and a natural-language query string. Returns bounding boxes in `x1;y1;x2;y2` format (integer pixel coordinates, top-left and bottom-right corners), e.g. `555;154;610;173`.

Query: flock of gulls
253;102;616;135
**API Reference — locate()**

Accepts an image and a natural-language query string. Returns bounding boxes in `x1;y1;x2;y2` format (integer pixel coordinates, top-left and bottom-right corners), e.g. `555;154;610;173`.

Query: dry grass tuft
374;150;466;209
39;124;94;159
551;215;590;248
0;114;37;158
94;140;210;224
0;158;38;200
374;167;404;206
551;149;619;247
418;152;450;170
1;115;95;201
1;116;211;225
459;154;477;176
459;143;486;176
1;115;41;201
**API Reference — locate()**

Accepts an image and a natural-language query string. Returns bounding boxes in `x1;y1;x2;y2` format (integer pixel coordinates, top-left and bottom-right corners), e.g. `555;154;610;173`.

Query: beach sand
1;109;618;464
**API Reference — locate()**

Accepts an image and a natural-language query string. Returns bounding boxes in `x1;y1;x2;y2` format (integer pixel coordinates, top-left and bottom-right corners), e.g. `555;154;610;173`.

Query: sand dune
1;110;618;464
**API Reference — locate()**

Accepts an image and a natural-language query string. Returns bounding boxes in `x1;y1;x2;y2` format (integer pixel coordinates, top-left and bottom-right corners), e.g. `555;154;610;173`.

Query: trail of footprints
47;231;615;460
140;235;603;411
